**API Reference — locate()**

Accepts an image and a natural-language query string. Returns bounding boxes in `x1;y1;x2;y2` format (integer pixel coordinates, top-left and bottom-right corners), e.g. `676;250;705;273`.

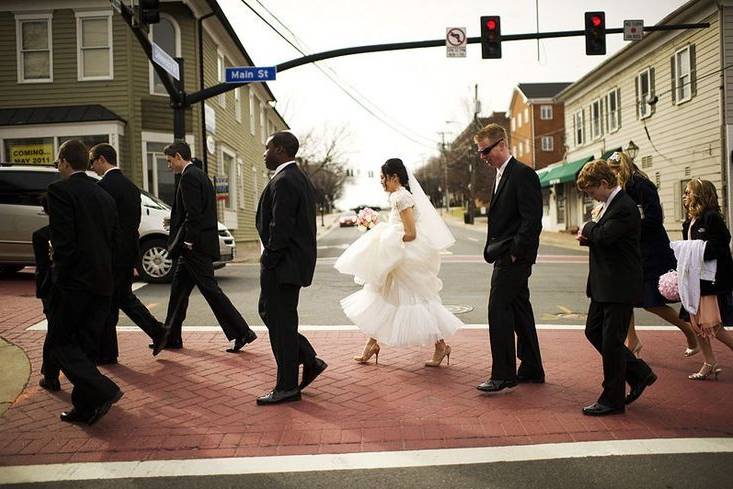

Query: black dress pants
488;260;544;381
45;287;120;414
259;267;317;391
585;301;653;409
165;251;251;344
98;267;164;361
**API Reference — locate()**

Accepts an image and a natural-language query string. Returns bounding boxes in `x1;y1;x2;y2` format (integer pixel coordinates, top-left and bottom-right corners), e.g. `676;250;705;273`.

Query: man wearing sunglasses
473;124;545;394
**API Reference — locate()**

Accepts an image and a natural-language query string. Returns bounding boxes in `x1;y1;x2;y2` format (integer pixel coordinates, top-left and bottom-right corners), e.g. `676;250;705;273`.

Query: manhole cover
445;304;473;314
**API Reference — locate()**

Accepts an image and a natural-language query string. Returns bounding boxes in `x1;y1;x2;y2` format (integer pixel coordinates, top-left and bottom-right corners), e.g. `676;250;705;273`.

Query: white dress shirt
597;186;622;221
272;160;295;176
494;155;512;192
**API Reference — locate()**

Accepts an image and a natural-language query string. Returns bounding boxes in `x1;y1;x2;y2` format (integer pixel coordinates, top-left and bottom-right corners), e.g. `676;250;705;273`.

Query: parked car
0;164;236;283
338;210;357;227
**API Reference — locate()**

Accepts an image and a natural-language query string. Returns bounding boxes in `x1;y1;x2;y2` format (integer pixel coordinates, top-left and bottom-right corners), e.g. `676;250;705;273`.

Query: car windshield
341;211;356;217
141;189;170;210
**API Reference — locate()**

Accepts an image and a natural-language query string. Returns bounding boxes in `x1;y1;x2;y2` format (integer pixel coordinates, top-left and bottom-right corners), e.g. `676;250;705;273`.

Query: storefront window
4;137;55;164
542;188;550;216
556;185;566;224
583;193;595;221
146;142;175;205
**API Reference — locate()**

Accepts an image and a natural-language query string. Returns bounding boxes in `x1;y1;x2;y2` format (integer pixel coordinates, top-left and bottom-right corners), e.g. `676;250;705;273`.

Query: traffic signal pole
112;0;709;143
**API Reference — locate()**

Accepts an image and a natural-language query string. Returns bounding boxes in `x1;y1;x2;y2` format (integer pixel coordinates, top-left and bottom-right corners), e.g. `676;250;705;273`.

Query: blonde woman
679;179;733;380
607;151;699;357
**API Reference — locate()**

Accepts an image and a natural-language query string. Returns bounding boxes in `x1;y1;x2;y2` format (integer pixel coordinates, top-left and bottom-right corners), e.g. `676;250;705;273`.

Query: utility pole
437;131;450;214
467;83;481;224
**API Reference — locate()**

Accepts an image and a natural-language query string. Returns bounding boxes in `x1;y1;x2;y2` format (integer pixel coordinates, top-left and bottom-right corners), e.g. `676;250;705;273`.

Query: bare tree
296;125;351;213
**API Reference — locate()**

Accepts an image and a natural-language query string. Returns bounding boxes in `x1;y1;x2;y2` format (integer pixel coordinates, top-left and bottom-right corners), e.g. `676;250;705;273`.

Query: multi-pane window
259;101;267;145
573;109;585;146
541;136;553;152
16;15;53;82
540;105;553;120
221;149;235;209
591;99;603;139
76;12;112;80
217;53;226;107
675;46;692;103
249;89;256;135
150;17;178;95
605;89;621;132
234;87;241;122
636;68;654;118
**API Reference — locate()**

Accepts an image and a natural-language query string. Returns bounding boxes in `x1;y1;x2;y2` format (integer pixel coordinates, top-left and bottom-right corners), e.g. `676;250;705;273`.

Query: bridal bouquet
357;207;379;232
658;270;680;302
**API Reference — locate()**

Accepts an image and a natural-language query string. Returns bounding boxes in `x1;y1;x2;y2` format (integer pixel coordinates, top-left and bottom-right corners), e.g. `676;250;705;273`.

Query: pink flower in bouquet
658;270;680;302
357;207;379;232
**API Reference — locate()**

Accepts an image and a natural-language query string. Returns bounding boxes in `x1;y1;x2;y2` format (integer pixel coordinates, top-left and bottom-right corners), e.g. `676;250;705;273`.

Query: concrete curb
0;337;30;418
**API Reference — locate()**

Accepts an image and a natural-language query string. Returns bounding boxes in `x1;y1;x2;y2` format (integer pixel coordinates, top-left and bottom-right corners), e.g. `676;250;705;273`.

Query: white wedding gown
334;187;462;346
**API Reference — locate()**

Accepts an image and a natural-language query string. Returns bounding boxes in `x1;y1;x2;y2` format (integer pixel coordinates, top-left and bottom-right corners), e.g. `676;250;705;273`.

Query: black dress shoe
582;402;624;416
625;371;657;405
476;379;518;393
256;388;301;405
60;408;94;424
300;358;328;390
151;326;171;357
517;374;545;384
148;341;183;350
226;330;257;353
87;390;124;425
39;377;61;392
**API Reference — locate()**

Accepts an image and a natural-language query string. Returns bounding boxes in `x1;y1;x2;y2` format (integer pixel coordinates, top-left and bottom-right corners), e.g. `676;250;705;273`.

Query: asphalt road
8;453;732;489
120;222;668;328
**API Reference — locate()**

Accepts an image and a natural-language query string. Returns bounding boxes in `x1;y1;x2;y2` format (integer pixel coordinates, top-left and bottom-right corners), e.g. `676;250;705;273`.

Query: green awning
536;167;552;187
601;147;622;160
540;156;593;188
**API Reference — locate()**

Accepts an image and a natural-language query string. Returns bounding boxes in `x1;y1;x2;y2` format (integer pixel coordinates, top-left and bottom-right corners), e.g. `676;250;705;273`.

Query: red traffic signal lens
486;19;497;30
591;15;602;27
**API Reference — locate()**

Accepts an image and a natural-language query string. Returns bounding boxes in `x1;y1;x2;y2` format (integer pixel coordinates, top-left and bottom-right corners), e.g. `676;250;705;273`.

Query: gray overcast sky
219;0;689;208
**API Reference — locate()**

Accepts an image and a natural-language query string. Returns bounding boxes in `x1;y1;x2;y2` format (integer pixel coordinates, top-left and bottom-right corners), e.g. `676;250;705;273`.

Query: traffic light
137;0;160;29
584;11;606;55
480;16;501;59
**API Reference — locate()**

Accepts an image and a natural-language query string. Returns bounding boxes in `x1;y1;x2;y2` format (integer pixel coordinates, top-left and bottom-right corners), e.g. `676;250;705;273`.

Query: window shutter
673;180;682;221
689;44;697;98
670;55;677;105
635;76;640;118
649;67;656;115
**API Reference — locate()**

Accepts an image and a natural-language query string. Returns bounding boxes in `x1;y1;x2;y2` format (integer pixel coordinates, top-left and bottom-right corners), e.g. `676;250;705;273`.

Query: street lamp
625;140;639;161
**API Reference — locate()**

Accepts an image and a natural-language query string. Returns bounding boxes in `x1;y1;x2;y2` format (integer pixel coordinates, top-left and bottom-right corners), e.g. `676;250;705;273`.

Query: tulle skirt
334;222;462;347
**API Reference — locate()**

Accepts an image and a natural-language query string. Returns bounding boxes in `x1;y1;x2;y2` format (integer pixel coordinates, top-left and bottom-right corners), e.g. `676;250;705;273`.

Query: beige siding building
545;0;732;234
0;0;287;243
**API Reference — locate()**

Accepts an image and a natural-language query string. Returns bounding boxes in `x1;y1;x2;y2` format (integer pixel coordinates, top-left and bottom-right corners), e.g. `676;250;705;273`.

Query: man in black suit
89;143;169;362
161;142;256;352
576;160;656;416
255;131;326;405
45;139;123;424
474;124;545;394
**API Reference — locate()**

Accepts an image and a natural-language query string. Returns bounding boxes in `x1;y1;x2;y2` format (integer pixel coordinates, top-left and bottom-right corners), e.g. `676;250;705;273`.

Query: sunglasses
478;138;503;156
52;160;59;168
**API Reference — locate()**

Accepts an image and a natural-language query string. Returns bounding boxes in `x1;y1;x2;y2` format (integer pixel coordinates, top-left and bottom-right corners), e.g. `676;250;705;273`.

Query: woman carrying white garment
335;158;462;367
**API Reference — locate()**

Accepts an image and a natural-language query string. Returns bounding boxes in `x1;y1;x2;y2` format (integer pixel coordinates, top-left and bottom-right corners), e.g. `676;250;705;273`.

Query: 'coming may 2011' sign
9;143;54;164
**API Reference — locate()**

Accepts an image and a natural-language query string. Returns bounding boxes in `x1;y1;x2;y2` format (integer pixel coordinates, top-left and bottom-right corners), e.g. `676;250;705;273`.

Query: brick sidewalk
1;273;732;466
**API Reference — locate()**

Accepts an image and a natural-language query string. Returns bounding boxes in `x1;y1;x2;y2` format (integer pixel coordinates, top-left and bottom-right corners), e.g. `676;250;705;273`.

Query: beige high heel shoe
353;342;380;364
628;339;643;357
689;362;721;380
425;345;451;367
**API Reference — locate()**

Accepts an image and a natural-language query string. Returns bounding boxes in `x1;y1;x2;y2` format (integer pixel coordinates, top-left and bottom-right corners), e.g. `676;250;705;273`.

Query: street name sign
624;20;644;41
446;27;467;58
151;41;180;80
225;67;277;83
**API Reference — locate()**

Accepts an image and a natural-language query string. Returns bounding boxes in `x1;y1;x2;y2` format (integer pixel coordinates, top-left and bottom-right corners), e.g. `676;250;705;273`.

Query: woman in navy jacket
608;152;699;357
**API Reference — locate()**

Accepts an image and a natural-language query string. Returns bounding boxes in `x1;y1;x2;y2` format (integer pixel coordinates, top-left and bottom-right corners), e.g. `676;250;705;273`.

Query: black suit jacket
47;172;118;296
256;163;317;286
683;211;733;295
168;164;220;260
581;190;642;304
484;157;543;264
98;168;141;269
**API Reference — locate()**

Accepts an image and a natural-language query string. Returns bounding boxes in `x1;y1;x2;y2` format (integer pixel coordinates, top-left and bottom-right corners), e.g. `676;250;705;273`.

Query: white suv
0;164;236;282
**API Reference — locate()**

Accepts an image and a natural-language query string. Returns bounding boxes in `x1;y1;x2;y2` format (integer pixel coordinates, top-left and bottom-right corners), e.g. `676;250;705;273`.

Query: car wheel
137;239;174;283
0;265;25;276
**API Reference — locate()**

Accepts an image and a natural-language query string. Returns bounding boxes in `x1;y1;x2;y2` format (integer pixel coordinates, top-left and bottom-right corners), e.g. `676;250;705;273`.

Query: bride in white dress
335;158;462;367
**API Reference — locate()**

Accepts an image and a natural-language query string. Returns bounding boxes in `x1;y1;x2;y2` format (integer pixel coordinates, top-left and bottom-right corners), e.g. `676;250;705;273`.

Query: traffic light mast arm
115;0;182;104
184;22;709;107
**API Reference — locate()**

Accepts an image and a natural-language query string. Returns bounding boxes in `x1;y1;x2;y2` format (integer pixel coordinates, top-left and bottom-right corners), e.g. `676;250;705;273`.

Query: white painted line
467;236;479;242
0;438;731;484
24;322;713;332
131;282;147;292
